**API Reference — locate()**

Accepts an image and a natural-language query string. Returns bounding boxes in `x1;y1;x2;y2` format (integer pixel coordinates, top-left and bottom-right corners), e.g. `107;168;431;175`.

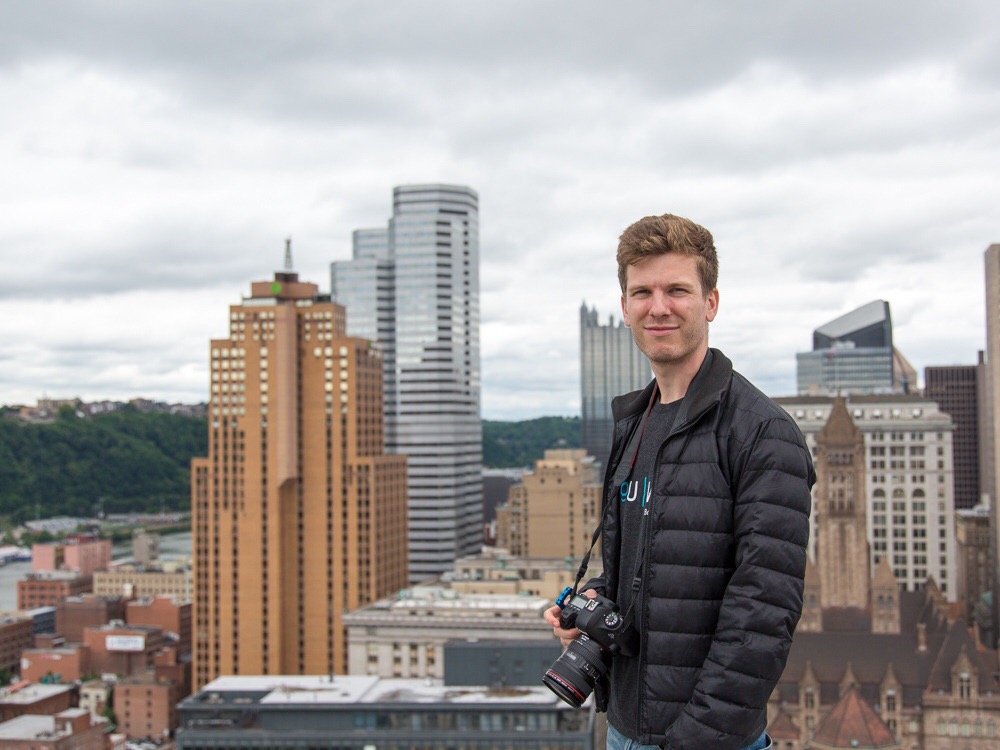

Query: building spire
284;237;293;271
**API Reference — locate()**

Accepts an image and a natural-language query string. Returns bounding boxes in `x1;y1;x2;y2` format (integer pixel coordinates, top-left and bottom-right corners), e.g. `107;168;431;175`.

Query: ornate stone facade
768;401;1000;749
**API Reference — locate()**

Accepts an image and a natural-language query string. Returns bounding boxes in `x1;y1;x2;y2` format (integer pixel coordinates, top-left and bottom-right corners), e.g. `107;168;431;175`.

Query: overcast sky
2;2;999;420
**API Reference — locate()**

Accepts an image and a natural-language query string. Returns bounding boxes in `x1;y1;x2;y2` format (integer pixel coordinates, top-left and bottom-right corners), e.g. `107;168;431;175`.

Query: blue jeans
607;722;770;750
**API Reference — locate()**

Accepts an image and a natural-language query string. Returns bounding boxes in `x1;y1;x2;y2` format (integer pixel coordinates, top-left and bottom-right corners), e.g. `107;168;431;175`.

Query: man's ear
706;289;719;322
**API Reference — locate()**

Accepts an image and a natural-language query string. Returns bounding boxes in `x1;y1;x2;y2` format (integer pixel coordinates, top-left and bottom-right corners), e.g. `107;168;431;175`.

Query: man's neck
652;347;709;404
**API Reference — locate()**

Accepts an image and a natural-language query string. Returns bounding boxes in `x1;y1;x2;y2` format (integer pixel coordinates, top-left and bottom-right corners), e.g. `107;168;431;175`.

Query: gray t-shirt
607;398;680;740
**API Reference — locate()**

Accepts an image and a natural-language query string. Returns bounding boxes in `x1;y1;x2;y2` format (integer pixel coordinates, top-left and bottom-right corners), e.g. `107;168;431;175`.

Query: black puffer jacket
589;349;813;749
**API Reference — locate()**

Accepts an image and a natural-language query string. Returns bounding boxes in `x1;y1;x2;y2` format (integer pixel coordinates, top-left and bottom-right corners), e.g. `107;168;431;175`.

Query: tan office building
498;449;602;560
192;261;408;688
93;564;192;602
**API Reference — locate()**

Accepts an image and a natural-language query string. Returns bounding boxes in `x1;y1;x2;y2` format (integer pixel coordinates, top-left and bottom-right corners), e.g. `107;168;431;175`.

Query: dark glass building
579;303;650;467
924;357;987;510
797;300;916;395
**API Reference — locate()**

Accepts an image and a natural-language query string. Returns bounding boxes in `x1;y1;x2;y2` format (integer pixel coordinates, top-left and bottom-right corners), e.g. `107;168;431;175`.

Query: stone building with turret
769;399;1000;749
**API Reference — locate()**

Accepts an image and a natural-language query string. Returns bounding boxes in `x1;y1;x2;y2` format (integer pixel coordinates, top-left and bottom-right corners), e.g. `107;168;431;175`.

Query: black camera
542;587;638;708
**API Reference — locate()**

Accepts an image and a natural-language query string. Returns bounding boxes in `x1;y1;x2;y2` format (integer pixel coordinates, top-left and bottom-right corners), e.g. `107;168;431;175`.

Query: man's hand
543;588;597;648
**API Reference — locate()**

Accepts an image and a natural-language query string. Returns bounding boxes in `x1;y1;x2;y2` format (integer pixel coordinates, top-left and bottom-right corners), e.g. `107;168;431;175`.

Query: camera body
542;587;639;708
557;587;638;657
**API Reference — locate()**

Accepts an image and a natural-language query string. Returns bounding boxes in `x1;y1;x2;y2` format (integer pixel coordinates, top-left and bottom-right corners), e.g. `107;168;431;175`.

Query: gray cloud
1;2;999;417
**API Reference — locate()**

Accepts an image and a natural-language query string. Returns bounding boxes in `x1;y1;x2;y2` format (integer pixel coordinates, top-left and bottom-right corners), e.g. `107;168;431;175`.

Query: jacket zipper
634;399;719;740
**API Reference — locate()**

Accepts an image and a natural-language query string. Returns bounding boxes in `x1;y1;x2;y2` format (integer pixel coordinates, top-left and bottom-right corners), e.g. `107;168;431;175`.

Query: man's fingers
552;625;579;641
543;605;562;628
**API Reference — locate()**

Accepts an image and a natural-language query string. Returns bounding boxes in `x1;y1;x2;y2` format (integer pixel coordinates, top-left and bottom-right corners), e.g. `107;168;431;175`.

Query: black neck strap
571;385;659;596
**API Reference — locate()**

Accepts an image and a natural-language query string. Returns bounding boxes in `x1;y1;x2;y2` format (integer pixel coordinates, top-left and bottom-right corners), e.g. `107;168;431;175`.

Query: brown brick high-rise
191;263;408;688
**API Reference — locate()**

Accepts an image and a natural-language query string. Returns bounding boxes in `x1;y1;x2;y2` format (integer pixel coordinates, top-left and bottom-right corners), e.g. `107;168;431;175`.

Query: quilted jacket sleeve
660;416;813;750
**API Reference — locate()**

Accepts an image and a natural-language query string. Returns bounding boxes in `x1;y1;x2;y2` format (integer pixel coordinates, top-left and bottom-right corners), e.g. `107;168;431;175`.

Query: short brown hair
617;214;718;295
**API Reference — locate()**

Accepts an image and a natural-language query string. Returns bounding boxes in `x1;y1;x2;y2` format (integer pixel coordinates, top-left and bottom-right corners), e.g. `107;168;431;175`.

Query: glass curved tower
333;185;482;582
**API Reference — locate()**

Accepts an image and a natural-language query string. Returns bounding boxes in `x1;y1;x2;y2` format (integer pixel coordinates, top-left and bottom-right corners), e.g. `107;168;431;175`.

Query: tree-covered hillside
0;407;207;522
0;408;579;520
482;416;581;468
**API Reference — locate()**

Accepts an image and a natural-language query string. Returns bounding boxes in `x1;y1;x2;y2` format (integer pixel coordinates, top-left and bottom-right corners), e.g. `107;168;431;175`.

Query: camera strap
571;386;659;596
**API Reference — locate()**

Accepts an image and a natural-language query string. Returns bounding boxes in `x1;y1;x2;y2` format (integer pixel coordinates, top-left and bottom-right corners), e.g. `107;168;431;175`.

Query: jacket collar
611;348;734;432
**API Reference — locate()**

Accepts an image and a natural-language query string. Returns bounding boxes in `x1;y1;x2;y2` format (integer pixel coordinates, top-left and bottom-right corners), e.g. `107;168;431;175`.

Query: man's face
620;253;719;372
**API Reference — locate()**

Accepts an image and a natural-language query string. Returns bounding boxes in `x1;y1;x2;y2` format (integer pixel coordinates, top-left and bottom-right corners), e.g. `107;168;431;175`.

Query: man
545;214;813;750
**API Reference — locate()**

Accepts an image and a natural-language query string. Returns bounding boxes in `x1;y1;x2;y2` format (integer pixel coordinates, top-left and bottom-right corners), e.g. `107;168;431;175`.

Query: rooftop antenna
284;237;293;271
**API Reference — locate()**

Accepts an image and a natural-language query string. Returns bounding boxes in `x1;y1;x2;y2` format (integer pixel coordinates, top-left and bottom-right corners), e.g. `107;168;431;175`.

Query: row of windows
936;717;996;737
794;408;929;421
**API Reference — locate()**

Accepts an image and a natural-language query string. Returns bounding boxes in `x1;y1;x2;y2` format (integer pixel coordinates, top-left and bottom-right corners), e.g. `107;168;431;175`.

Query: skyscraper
332;185;482;582
924;359;987;510
579;302;651;465
796;300;916;395
192;257;408;688
983;242;1000;647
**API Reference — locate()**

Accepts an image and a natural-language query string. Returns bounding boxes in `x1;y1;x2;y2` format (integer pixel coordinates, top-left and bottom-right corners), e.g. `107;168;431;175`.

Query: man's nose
649;291;671;317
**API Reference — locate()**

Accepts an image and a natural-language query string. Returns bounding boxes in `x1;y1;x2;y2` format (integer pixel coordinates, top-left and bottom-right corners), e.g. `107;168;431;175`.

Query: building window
959;673;972;700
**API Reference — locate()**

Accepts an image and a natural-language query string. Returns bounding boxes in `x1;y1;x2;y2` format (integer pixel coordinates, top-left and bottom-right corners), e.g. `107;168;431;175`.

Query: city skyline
2;3;1000;420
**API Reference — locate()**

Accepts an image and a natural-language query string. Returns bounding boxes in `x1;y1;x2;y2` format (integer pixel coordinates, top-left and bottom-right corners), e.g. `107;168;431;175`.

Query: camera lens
542;634;611;708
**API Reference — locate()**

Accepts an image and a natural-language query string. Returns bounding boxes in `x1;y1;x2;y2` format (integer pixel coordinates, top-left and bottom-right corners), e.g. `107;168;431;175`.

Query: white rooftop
0;714;59;739
199;675;583;707
361;585;550;612
388;594;549;612
0;683;74;704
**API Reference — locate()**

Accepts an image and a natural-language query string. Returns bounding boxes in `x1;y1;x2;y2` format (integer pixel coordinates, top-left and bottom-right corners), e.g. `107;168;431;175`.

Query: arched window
959;673;972;700
892;488;906;498
873;488;886;498
912;488;925;498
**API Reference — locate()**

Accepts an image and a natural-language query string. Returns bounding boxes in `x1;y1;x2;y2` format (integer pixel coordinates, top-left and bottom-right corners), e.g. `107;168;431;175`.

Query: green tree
0;410;207;519
482;416;582;467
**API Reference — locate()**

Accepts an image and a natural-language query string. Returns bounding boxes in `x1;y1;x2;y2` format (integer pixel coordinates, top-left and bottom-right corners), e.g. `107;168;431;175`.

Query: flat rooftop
0;714;59;740
0;709;93;739
354;586;550;614
0;683;73;704
196;675;582;708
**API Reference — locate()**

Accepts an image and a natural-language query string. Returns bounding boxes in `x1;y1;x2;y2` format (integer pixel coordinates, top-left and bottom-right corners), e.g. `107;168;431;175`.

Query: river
0;531;193;611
